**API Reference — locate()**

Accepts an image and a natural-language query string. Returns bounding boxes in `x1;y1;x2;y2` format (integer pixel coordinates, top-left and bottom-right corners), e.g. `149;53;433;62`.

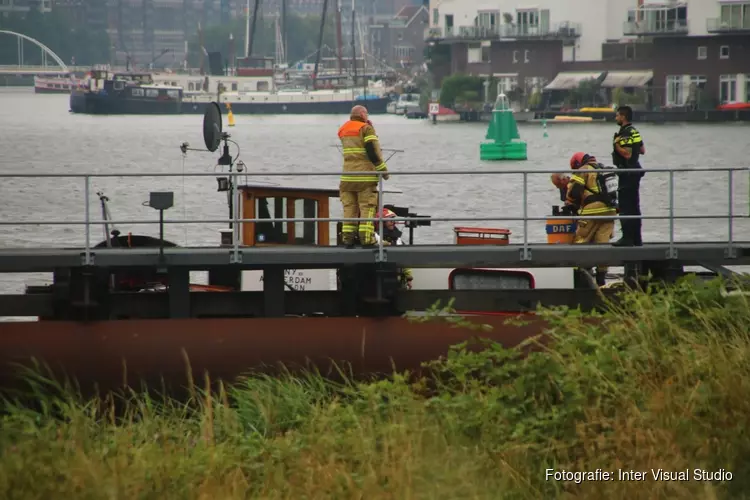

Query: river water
0;87;749;296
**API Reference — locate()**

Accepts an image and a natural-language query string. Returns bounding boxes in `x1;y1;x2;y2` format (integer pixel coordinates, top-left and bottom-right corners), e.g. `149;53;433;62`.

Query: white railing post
727;169;735;258
521;172;530;261
377;173;384;262
83;175;91;265
232;172;241;263
668;170;675;258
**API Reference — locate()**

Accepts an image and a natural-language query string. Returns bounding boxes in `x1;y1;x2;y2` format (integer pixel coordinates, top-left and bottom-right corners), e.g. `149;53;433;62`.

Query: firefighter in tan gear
374;208;414;289
566;152;617;286
338;105;389;248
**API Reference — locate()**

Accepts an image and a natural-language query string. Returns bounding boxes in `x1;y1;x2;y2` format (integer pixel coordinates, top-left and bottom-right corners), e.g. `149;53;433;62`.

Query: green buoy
479;94;528;161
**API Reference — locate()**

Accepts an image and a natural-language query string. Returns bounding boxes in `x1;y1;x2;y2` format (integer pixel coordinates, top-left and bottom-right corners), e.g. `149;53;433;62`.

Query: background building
425;0;750;108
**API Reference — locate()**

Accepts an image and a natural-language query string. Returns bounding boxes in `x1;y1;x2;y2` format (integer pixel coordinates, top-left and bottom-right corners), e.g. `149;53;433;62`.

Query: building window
666;75;683;106
432;8;438;25
697;46;707;60
477;11;499;30
468;45;482;63
747;75;750;102
516;8;539;35
720;3;750;29
482;46;491;63
719;75;737;103
720;45;730;59
512;50;519;64
524;50;530;63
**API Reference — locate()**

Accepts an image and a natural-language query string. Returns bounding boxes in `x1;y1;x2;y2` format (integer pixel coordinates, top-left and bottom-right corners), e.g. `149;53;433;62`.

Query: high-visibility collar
338;119;367;138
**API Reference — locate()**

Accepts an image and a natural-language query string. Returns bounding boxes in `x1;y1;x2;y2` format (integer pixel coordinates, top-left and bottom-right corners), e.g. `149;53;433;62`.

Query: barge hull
0;316;547;395
69;91;182;115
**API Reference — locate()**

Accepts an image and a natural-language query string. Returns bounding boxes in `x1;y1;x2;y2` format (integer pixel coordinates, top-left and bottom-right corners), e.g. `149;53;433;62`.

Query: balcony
707;17;750;33
424;22;582;43
623;18;688;36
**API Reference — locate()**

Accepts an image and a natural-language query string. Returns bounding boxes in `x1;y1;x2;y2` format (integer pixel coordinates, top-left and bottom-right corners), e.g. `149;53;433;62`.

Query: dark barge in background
69;69;183;115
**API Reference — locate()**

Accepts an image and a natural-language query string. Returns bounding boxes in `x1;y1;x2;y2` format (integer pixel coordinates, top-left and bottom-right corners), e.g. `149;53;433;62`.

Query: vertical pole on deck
521;172;529;261
727;169;735;258
668;170;675;259
376;174;385;300
84;175;91;265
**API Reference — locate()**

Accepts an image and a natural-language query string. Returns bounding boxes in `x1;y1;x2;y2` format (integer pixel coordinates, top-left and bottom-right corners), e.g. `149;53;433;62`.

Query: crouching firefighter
374;208;414;289
567;152;619;287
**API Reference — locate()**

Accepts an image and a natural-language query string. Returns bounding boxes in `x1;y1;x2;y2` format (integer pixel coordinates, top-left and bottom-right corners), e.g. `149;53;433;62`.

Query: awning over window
600;70;653;88
544;72;604;91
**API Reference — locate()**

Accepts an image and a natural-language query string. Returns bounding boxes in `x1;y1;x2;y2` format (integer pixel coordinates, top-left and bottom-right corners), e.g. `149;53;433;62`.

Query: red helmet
570;152;596;169
380;208;396;219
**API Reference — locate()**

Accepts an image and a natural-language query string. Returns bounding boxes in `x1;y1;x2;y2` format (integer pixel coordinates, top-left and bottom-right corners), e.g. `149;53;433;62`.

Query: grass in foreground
1;277;750;499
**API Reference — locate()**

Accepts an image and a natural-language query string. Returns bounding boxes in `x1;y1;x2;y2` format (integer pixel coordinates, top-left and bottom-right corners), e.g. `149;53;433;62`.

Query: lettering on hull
241;269;336;291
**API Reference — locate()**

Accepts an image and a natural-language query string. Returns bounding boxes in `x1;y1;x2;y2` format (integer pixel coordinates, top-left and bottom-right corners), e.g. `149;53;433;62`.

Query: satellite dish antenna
203;102;223;152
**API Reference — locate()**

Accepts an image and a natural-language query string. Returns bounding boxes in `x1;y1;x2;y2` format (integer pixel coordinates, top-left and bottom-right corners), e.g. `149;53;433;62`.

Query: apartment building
426;0;750;108
369;4;428;69
625;0;750;107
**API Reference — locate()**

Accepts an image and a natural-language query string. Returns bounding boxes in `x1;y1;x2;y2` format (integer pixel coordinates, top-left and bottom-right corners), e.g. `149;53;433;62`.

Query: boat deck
0;242;747;273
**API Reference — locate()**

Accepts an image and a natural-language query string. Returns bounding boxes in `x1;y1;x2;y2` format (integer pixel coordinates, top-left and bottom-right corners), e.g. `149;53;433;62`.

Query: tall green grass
1;276;749;499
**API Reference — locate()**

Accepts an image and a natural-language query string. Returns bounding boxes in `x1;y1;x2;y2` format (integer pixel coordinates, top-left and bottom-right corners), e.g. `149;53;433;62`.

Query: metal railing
706;17;750;32
424;22;582;41
0;167;747;265
623;19;689;35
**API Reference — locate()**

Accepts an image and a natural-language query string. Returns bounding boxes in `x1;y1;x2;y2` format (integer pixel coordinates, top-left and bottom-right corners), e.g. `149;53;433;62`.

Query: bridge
0;30;70;77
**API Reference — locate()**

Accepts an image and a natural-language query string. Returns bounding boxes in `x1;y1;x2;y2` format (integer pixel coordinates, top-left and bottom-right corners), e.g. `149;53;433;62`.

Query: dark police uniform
612;123;645;246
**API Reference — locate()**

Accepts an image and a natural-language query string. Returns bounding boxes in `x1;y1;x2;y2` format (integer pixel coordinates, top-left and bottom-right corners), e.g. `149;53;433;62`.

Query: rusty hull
0;316;548;394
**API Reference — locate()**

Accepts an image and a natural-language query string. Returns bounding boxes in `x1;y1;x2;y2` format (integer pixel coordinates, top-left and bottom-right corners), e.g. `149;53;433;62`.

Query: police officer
337;105;389;248
611;105;645;247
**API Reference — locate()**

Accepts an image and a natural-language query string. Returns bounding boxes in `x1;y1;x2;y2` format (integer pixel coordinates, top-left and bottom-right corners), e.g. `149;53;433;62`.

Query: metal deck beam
0;289;613;319
0;243;747;273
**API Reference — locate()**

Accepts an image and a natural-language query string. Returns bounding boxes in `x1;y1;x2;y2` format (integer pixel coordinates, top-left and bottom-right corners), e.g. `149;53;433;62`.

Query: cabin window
255;197;289;244
146;89;159;97
231;82;238;91
132;88;144;97
449;269;534;290
257;81;269;91
293;199;318;244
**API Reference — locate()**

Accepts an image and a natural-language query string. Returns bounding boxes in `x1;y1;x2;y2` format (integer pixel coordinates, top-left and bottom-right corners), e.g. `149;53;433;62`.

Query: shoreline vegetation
1;277;749;499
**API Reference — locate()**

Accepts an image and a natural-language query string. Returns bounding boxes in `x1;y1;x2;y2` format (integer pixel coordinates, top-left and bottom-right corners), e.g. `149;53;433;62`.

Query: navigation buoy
479;94;527;161
226;103;235;127
542;118;548;138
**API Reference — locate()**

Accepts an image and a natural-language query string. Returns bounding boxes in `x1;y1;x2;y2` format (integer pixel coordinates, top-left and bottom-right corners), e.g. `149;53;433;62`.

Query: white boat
34;74;86;94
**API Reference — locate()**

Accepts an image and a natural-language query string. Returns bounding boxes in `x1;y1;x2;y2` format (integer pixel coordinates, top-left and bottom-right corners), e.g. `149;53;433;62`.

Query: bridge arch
0;30;69;72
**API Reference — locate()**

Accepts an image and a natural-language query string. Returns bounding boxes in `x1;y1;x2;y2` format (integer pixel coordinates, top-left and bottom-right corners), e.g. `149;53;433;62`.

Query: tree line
0;9;110;66
188;14;342;68
0;7;346;70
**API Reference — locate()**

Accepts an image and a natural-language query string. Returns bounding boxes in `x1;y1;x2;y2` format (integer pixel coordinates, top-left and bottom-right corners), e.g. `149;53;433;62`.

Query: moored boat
69;69;183;115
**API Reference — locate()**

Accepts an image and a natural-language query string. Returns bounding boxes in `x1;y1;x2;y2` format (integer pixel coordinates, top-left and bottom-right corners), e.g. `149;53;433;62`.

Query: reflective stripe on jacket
567;163;617;217
338;118;387;191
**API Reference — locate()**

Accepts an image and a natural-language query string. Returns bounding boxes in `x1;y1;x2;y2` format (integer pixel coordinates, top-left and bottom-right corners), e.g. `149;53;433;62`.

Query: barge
1;103;747;394
69;69;183;115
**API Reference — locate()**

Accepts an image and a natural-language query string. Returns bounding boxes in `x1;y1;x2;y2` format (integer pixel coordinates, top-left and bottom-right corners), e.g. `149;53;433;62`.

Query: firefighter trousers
340;187;378;245
574;219;615;273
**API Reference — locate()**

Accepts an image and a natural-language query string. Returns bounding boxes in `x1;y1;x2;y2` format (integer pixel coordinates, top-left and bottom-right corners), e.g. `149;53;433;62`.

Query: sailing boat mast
312;0;329;89
335;0;343;74
246;0;262;57
281;0;287;66
350;0;357;84
244;0;251;58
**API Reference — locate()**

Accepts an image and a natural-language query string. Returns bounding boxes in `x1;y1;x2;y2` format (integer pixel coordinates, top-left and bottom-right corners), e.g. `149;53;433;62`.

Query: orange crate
453;227;511;246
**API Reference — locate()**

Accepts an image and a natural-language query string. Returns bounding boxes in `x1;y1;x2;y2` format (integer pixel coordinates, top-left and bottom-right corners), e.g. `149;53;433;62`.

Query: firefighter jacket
566;163;618;217
374;227;413;286
338;117;389;192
